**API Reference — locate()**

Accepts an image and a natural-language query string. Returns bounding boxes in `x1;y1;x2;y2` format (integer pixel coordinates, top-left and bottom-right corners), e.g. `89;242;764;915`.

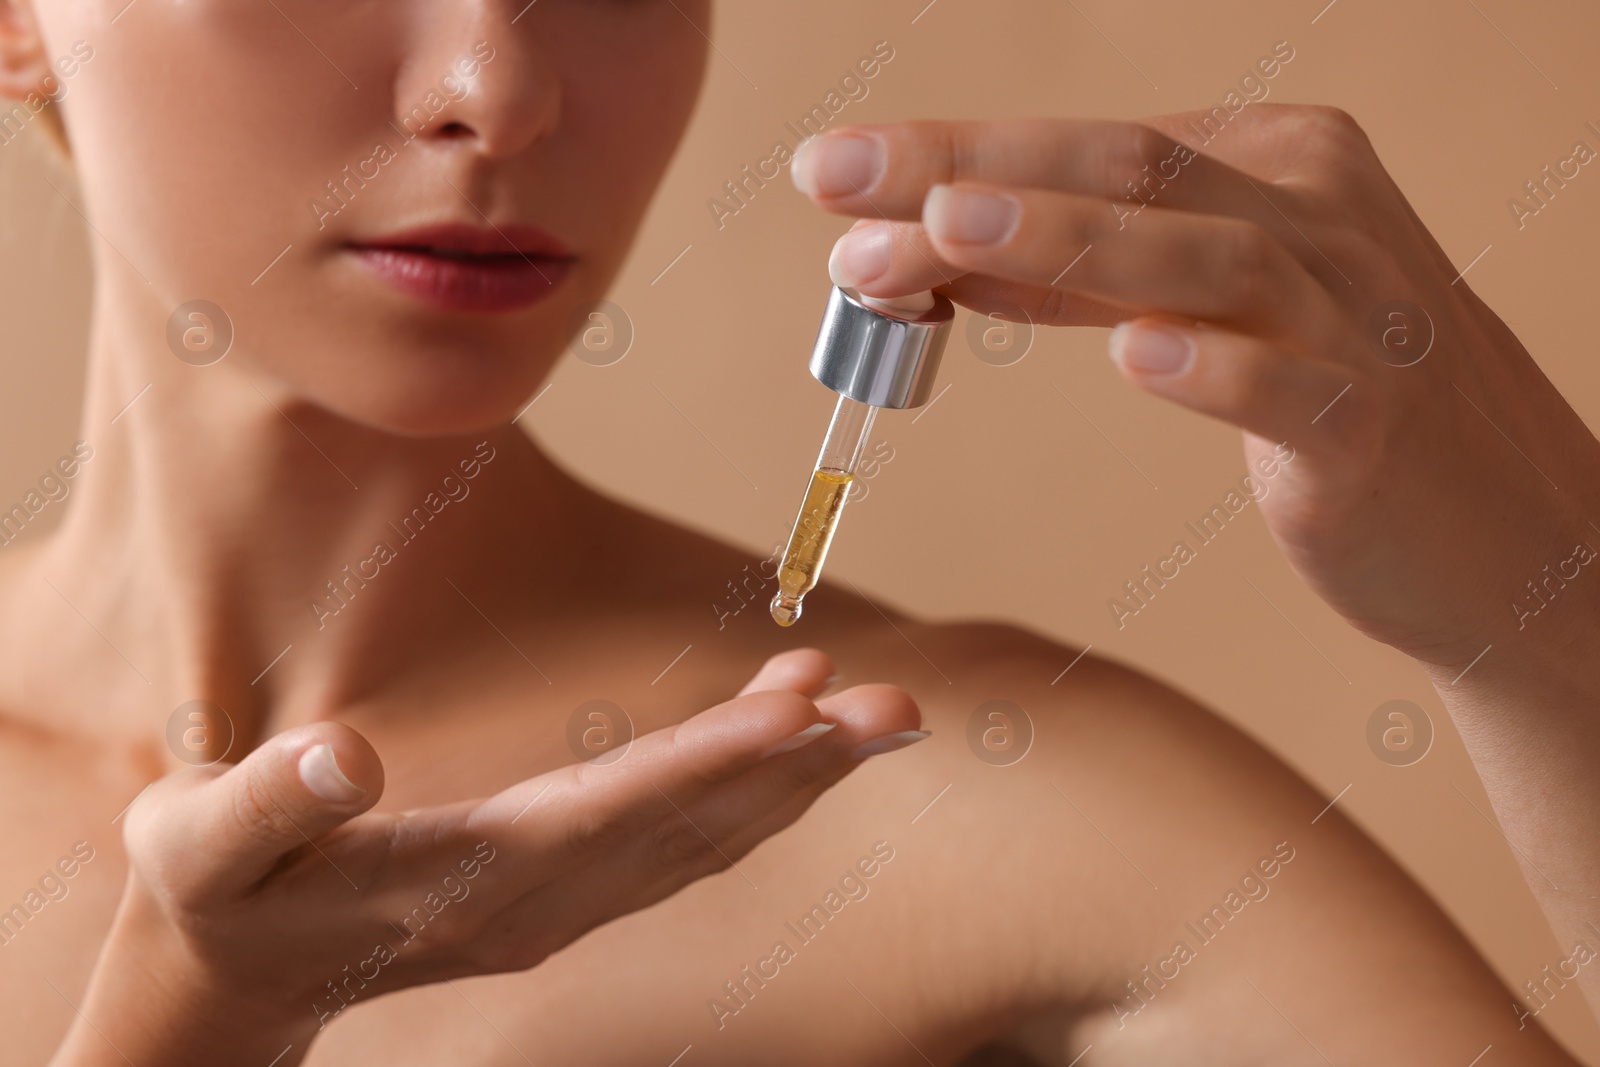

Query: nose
395;4;560;159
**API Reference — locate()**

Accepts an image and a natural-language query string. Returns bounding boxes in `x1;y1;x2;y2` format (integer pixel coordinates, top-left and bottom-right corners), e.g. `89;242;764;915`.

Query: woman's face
26;0;709;434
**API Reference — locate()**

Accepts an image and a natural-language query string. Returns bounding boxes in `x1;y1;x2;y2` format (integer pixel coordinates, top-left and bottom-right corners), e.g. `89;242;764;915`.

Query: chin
293;344;557;439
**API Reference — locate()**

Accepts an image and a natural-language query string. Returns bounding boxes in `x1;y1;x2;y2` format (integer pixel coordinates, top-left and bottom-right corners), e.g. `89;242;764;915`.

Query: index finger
790;118;1290;233
467;682;915;864
736;647;836;697
354;688;833;901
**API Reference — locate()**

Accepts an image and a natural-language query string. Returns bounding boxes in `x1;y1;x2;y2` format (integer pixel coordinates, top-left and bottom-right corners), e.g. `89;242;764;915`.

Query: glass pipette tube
769;394;879;626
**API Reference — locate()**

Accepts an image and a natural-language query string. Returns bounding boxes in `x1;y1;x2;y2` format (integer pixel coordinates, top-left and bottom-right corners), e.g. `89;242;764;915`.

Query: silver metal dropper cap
808;286;954;410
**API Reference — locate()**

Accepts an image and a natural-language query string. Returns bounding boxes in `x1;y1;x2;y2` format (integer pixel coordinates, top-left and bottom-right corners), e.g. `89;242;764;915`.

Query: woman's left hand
790;105;1600;1021
789;107;1600;674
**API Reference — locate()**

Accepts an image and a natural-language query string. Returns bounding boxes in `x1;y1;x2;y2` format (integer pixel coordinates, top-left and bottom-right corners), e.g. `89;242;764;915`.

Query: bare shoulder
804;606;1576;1065
815;607;1264;761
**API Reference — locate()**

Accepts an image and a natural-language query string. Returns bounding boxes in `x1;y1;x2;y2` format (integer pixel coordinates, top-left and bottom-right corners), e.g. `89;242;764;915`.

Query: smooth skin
0;0;1588;1063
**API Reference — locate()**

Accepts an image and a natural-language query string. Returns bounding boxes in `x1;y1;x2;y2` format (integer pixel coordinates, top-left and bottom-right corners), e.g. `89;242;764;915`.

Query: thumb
126;722;384;905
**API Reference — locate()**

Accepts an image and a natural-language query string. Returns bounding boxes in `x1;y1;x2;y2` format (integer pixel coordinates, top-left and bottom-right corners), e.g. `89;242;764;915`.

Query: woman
0;1;1593;1063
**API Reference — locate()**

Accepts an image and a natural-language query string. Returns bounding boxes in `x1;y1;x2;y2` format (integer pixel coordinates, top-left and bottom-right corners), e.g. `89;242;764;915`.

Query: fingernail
924;185;1020;245
828;223;892;288
860;290;936;316
851;730;931;759
792;134;884;198
1110;321;1194;375
764;722;837;758
299;743;365;803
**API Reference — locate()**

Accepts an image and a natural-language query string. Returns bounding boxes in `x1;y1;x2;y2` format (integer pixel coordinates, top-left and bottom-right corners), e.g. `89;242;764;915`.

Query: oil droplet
770;593;802;627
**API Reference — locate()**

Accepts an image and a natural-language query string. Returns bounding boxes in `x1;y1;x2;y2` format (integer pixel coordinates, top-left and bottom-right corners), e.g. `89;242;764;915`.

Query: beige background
4;0;1598;1056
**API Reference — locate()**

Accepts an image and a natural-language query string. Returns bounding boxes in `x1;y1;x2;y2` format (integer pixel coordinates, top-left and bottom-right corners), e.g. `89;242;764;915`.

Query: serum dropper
769;286;954;626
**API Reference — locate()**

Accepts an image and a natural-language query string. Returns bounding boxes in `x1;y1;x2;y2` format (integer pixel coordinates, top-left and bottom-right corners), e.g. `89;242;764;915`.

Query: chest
0;742;144;1064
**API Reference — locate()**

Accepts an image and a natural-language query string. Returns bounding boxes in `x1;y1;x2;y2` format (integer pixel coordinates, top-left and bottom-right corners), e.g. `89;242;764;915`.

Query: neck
23;279;587;745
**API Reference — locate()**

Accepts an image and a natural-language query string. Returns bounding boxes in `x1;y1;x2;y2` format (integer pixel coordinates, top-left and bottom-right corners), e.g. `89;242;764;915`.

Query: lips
347;222;574;314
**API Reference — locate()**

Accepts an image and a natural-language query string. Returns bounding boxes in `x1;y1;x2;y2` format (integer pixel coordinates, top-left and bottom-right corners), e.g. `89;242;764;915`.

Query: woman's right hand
51;650;924;1067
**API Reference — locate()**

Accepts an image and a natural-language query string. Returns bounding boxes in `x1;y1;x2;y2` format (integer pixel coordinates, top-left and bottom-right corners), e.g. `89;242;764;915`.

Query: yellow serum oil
769;468;854;626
